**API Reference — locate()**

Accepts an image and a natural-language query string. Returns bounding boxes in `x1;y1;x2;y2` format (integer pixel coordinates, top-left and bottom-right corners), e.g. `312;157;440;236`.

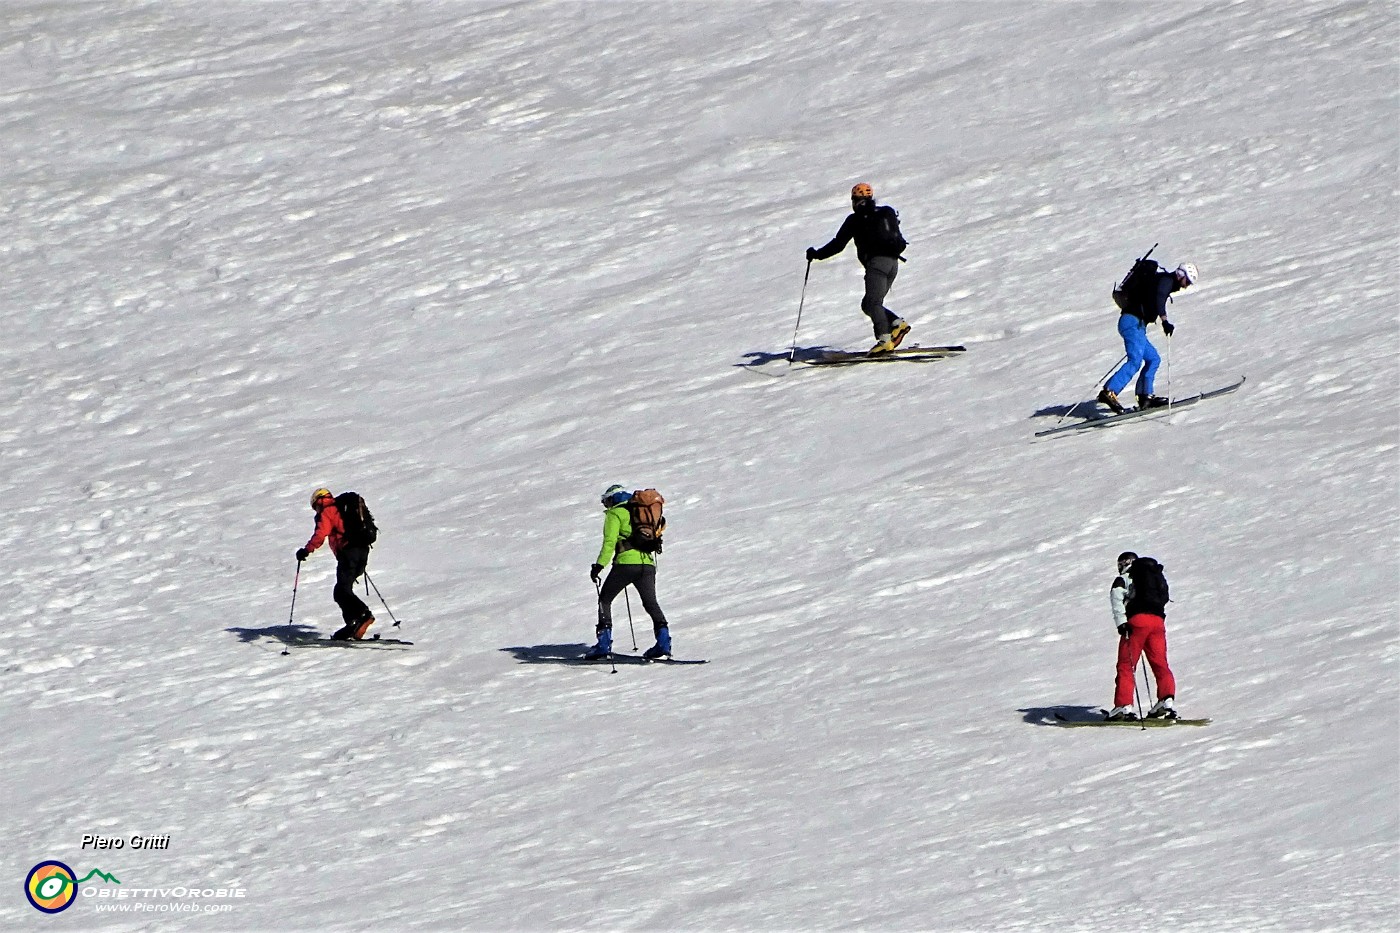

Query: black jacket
812;203;905;265
1124;557;1170;618
1125;270;1181;325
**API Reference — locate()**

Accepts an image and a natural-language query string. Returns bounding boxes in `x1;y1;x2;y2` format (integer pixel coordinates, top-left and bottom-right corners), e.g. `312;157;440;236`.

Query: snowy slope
3;1;1397;930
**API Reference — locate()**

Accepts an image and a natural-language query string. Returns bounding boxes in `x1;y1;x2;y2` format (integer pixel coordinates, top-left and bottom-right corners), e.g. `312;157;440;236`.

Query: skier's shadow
1031;401;1100;421
1019;705;1103;726
502;643;596;665
227;623;320;647
736;346;833;368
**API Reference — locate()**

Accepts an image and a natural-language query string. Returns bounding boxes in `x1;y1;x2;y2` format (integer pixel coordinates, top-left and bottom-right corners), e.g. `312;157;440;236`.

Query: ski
572;653;707;665
803;344;967;366
282;634;413;650
1054;713;1210;727
1035;376;1245;438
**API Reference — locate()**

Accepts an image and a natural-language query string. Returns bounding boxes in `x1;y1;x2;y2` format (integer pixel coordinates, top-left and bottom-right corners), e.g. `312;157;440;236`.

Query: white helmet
1175;262;1199;287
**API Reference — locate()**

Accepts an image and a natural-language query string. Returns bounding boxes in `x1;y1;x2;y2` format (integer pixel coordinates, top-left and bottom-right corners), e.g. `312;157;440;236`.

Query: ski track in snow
2;2;1396;930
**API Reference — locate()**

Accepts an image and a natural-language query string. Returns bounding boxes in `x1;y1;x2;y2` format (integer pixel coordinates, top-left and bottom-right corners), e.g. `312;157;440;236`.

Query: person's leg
632;565;671;656
1140;616;1176;699
1113;624;1148;709
333;548;371;624
1135;338;1162;398
594;565;634;649
862;257;898;339
1106;315;1148;395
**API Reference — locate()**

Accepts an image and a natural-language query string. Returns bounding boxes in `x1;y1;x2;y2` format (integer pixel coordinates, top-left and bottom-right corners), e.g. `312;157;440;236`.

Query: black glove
1117;623;1129;638
1162;320;1175;337
590;563;604;583
805;247;817;262
296;548;309;562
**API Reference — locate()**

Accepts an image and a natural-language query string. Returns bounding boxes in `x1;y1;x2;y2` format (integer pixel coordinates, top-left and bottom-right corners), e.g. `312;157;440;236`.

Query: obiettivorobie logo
24;861;120;914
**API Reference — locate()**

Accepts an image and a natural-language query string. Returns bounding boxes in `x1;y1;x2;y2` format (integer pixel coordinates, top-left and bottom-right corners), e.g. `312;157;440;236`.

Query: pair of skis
574;653;708;666
283;633;414;651
1054;712;1211;727
799;344;967;366
1036;377;1246;437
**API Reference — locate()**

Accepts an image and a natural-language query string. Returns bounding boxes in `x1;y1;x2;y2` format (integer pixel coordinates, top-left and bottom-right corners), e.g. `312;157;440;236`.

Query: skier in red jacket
296;488;374;640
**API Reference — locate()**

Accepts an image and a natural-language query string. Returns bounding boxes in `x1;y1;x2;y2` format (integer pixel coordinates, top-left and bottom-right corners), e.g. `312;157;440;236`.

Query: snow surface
3;1;1397;930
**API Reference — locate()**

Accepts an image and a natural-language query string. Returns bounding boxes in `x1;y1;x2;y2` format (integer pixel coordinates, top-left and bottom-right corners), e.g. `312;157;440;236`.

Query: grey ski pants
861;255;900;339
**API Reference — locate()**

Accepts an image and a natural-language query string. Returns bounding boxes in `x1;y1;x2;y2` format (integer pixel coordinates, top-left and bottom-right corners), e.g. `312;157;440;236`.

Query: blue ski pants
1106;314;1161;397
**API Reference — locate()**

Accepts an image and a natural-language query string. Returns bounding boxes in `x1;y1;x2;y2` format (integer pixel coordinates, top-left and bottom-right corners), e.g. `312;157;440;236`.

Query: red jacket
305;503;345;557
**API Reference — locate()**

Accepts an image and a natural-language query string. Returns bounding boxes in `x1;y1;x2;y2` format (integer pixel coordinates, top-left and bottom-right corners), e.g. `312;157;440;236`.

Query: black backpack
1112;257;1160;313
334;491;378;548
870;206;907;258
1128;556;1169;614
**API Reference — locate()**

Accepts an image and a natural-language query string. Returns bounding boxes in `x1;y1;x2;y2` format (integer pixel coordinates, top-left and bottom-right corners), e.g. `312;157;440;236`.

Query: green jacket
596;505;655;567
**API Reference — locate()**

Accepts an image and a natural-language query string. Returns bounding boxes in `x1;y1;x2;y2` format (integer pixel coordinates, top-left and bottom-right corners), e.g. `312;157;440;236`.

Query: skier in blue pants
1098;260;1198;413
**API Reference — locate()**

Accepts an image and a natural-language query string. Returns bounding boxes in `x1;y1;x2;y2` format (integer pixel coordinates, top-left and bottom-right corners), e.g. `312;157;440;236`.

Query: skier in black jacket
807;183;911;354
1098;260;1198;413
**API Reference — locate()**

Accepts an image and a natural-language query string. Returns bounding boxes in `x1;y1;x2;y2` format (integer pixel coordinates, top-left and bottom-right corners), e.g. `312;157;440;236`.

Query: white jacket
1110;571;1133;630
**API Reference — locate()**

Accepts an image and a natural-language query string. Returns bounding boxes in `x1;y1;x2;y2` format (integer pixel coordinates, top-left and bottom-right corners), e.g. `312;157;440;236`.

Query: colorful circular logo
25;861;77;913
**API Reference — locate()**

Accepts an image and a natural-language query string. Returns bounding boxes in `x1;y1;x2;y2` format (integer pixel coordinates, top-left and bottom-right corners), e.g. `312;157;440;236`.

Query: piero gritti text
82;833;171;850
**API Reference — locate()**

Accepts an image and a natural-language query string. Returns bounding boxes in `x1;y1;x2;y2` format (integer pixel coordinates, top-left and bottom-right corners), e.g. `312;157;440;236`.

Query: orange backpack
626;489;666;554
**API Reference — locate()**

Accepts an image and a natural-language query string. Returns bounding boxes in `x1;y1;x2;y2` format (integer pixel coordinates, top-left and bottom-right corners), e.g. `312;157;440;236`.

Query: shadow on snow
1018;705;1104;725
1030;401;1102;421
500;643;648;666
735;346;838;368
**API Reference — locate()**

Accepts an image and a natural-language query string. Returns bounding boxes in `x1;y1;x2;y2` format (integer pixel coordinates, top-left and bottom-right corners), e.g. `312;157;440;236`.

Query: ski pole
282;563;302;656
363;572;402;628
594;579;618;674
1136;655;1153;729
623;589;638;651
1164;330;1176;411
1131;670;1145;727
1053;353;1127;427
787;259;813;365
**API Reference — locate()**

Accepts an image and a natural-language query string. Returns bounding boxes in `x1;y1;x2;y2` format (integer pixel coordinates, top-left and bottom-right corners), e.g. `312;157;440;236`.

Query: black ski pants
597;563;667;635
333;545;372;624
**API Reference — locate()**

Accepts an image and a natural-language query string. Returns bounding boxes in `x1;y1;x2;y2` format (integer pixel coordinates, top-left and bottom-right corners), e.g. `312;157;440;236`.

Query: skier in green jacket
585;485;671;660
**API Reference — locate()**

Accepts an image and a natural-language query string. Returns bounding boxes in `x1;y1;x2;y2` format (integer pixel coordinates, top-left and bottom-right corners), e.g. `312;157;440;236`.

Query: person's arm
304;509;334;554
1111;575;1130;634
595;509;623;567
1154;274;1176;334
808;214;857;261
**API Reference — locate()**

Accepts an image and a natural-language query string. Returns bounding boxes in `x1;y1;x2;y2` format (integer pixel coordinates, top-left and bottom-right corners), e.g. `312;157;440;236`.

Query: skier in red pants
1107;551;1177;721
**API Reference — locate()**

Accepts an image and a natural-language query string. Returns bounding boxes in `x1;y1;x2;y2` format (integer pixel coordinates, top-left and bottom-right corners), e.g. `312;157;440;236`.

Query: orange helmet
851;183;874;200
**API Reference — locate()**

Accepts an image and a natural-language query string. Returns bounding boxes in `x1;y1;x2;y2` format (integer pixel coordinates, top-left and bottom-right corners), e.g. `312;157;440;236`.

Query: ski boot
643;626;672;661
1097;387;1125;414
1146;697;1178;719
1137;394;1170;410
350;615;375;640
1104;706;1139;722
582;629;613;661
869;335;896;355
331;622;357;641
889;319;911;349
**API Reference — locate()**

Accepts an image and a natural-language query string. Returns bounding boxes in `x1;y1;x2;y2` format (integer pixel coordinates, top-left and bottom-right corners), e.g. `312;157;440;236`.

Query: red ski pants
1114;613;1176;708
